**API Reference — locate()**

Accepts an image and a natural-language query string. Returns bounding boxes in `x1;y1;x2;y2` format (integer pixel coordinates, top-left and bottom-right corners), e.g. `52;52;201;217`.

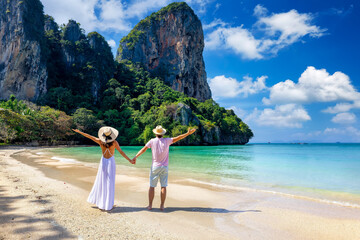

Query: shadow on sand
0;185;76;239
106;206;261;214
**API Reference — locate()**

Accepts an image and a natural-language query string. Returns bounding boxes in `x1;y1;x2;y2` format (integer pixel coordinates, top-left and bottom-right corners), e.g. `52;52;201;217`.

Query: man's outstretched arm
172;128;196;144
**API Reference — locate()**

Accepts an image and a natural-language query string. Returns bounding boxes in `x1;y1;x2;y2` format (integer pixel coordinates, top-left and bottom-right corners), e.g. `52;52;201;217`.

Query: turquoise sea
42;143;360;206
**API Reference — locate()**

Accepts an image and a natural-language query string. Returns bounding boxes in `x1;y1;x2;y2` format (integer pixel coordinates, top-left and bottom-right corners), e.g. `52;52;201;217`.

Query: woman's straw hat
153;125;166;135
98;126;118;143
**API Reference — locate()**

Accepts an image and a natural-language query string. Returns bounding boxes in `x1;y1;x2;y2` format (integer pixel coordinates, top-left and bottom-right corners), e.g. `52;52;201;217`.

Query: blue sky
41;0;360;143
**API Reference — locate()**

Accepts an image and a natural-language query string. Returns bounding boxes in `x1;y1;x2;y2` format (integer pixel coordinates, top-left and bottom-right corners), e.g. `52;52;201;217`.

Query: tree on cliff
117;2;212;102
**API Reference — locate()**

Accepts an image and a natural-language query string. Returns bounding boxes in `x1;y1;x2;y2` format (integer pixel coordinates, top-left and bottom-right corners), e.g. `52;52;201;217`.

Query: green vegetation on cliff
41;18;115;105
0;61;253;145
118;2;194;55
34;59;252;145
0;4;253;145
22;0;45;43
154;2;195;19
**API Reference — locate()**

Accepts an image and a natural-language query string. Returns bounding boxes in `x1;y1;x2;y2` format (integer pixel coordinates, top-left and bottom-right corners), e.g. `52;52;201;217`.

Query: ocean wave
182;178;360;209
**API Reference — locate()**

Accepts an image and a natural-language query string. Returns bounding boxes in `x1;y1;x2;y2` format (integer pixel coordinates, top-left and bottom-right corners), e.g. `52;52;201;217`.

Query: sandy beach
1;147;360;240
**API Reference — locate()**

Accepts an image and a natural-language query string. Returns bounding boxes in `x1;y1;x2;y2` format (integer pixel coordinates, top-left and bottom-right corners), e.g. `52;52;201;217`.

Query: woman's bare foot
160;204;165;211
100;208;112;212
147;205;152;210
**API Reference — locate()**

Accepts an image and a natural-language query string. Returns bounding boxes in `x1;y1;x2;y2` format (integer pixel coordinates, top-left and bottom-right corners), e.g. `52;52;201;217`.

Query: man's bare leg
147;187;155;210
160;187;166;211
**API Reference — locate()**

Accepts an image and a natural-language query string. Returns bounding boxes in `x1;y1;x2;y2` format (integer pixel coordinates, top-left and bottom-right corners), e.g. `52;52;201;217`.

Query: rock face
173;102;250;145
43;18;115;102
87;32;115;101
116;2;211;102
175;103;200;126
0;0;47;101
43;15;66;91
61;20;88;69
0;4;114;103
44;14;58;32
58;21;114;100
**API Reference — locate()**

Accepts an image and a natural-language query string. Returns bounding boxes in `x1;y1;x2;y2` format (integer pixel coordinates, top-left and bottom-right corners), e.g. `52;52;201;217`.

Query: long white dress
87;149;116;210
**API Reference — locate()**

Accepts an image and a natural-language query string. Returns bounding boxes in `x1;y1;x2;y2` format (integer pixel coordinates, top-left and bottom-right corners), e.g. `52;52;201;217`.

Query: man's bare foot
147;205;152;210
160;204;165;211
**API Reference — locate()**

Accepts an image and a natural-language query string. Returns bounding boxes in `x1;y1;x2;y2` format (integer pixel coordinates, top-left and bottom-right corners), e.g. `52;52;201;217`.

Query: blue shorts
149;166;168;187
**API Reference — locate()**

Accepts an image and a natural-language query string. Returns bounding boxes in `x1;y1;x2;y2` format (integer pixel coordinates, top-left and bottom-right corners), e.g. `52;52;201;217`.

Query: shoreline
1;147;360;239
36;145;360;210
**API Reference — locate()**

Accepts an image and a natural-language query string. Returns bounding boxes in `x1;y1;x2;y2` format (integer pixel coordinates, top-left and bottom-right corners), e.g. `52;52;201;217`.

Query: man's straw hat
153;125;166;135
98;126;118;143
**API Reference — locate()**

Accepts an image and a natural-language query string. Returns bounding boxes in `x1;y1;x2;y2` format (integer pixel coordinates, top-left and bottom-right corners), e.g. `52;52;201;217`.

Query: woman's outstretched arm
115;141;134;164
72;129;101;145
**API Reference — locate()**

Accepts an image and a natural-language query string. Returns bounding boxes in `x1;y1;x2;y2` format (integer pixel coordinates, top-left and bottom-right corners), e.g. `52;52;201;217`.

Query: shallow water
43;143;360;206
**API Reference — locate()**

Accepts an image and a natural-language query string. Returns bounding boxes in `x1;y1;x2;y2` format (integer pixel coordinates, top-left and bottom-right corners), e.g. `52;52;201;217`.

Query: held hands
129;157;137;165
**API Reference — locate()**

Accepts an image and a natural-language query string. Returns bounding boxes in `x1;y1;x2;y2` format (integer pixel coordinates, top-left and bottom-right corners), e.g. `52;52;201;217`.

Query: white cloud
323;100;360;114
214;3;221;12
290;130;322;141
258;9;325;39
228;106;247;118
205;5;325;59
244;107;261;123
42;0;131;32
324;126;360;137
322;5;354;17
97;0;131;32
253;4;268;17
107;39;116;48
208;75;240;98
205;26;263;60
208;75;267;98
239;76;267;96
263;66;360;105
125;0;170;19
203;18;227;30
42;0;212;33
331;112;356;124
246;104;311;128
42;0;99;31
322;102;353;114
185;0;213;14
99;0;125;21
345;126;360;137
324;127;343;134
291;126;360;142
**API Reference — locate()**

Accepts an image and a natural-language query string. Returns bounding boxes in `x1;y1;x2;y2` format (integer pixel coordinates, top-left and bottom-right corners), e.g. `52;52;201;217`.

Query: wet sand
1;147;360;240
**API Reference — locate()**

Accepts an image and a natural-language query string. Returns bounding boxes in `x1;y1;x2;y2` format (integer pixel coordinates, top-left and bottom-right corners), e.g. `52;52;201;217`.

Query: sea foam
183;178;360;209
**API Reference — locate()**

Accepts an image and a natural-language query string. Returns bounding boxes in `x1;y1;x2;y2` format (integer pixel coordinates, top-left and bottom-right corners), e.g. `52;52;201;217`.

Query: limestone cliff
43;19;115;102
116;2;211;102
0;0;47;101
87;32;115;100
61;20;88;69
173;102;251;145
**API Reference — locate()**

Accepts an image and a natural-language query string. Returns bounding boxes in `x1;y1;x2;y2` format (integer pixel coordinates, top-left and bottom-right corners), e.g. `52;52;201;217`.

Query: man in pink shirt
134;125;196;211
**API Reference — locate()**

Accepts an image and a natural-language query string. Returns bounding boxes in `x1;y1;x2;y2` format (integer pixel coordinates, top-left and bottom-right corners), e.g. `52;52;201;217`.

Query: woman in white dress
73;127;134;211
